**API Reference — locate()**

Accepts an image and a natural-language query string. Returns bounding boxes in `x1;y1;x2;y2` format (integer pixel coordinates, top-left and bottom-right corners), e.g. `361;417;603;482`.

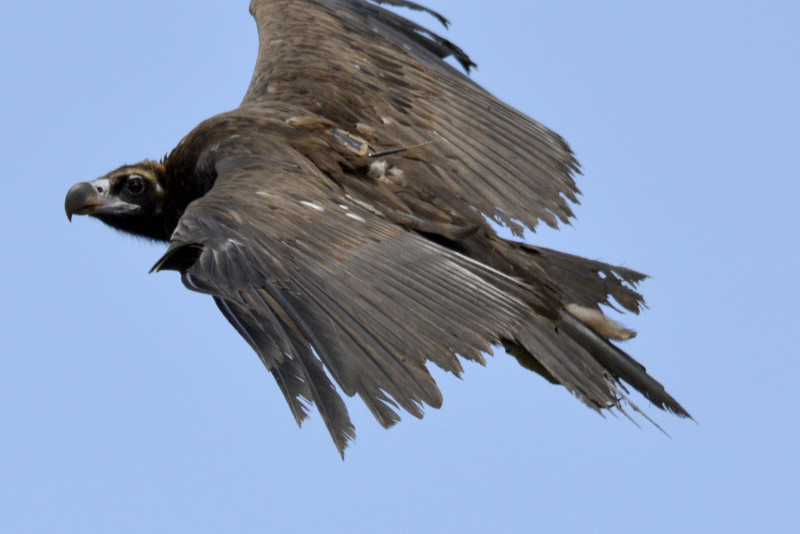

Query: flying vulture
65;0;690;456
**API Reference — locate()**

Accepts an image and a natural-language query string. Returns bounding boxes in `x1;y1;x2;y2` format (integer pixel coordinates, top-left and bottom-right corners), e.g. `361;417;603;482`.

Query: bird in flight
65;0;690;456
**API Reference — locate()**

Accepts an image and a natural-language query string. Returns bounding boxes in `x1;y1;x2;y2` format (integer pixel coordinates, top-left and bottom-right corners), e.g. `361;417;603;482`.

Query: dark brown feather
68;0;691;457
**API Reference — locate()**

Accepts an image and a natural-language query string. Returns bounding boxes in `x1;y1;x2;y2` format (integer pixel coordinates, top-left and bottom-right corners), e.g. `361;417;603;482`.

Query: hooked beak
65;178;140;221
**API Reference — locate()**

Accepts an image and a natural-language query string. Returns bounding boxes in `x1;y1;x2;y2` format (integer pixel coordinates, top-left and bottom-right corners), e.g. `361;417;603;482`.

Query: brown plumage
64;0;690;456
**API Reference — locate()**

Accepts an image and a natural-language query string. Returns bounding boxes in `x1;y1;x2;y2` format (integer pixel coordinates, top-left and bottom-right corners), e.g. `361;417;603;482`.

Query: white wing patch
346;212;366;223
299;200;325;212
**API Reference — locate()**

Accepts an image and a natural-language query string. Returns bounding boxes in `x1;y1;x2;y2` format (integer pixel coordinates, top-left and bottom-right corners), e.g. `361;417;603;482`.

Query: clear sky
2;1;799;532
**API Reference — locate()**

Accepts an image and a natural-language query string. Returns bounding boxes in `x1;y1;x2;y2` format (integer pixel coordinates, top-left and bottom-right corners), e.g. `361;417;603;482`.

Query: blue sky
2;1;799;532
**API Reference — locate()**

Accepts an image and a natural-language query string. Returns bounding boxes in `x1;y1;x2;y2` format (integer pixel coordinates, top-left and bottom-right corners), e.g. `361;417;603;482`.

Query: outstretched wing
153;139;662;456
242;0;580;235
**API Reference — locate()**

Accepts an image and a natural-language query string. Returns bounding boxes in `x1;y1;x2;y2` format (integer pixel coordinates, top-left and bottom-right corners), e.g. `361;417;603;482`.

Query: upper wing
153;141;640;456
242;0;580;235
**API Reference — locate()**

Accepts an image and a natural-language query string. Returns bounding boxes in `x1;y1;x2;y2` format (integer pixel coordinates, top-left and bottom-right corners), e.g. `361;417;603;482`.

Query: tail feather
557;309;691;419
517;242;648;314
489;237;691;421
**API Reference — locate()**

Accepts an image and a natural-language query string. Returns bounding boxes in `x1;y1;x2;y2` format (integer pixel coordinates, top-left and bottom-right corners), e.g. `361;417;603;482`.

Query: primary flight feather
65;0;690;456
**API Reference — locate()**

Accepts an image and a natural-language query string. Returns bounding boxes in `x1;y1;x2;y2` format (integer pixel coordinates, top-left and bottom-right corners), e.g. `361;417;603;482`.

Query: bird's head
65;160;170;241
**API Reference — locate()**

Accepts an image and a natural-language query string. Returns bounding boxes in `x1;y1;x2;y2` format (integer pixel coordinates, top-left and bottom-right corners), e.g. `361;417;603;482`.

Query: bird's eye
125;175;146;196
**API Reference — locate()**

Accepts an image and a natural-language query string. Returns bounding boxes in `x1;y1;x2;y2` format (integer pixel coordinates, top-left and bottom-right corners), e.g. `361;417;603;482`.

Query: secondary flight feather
65;0;690;456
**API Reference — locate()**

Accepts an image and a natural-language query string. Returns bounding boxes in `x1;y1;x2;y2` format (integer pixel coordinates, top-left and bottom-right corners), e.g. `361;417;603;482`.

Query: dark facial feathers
65;160;169;241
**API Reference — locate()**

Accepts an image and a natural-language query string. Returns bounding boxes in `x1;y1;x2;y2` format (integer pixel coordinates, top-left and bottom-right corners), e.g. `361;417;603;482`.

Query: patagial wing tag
330;128;369;157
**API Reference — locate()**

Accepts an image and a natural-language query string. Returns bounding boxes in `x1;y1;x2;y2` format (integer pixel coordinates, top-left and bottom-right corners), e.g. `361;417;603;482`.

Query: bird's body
65;0;690;455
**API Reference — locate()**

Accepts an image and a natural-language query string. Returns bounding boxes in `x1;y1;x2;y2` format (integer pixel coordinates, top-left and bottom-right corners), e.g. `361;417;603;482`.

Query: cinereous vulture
65;0;690;456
